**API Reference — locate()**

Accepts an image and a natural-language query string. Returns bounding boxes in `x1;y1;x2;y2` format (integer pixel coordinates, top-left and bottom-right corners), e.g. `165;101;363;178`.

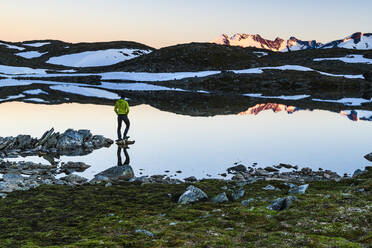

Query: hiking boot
116;139;123;142
123;136;130;140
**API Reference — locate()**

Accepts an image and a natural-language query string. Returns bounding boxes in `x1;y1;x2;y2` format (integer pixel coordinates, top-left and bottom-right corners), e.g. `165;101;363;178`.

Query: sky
1;0;372;48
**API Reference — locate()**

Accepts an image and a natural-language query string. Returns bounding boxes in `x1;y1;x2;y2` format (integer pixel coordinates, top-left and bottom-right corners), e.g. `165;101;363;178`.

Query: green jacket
114;99;130;115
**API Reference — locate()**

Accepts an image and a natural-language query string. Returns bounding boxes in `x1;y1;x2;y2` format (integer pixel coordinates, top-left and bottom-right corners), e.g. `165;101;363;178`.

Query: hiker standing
114;95;130;141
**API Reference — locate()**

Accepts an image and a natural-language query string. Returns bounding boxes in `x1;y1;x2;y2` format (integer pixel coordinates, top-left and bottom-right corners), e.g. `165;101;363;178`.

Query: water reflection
117;145;130;166
1;102;371;178
94;145;134;181
238;103;372;122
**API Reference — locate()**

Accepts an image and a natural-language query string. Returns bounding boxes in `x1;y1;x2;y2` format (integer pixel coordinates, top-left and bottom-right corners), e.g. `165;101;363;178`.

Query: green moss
0;176;370;247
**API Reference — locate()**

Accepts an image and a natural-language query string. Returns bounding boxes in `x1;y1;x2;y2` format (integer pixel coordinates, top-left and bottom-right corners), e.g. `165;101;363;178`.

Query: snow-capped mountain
213;32;372;51
213;34;322;52
321;32;372;50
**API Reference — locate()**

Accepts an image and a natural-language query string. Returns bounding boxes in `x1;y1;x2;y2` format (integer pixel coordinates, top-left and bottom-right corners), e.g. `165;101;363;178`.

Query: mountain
213;32;372;51
213;34;322;52
321;32;372;50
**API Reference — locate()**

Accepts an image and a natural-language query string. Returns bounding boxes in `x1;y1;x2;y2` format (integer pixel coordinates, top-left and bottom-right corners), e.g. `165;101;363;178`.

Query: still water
0;102;371;179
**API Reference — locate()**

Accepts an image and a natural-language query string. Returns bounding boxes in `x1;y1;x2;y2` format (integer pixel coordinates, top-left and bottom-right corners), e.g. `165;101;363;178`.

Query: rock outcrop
0;128;113;159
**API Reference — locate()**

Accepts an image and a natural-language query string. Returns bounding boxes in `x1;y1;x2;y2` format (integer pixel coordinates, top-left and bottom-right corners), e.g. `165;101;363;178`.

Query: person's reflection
117;145;130;166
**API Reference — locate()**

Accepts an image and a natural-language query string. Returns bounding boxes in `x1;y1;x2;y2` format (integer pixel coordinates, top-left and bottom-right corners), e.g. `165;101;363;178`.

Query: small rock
301;167;312;175
288;184;309;194
178;185;208;204
220;173;227;177
176;170;182;174
105;182;112;187
0;193;7;199
231;173;245;181
267;196;297;211
352;169;364;178
241;198;254;206
220;186;228;190
263;185;277;191
184;176;197;182
211;192;229;204
284;182;296;188
135;229;155;237
264;166;279;172
227;164;247;174
279;163;293;169
169;222;177;226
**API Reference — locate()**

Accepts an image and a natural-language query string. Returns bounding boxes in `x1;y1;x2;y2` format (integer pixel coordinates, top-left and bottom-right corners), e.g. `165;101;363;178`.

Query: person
114;95;130;141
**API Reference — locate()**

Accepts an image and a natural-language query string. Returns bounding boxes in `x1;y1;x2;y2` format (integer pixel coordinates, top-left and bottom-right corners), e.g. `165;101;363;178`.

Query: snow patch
253;51;268;57
0;65;47;75
99;82;186;91
46;48;152;67
100;71;220;81
23;42;51;47
16;51;47;59
23;89;48;95
314;54;372;64
312;97;372;106
49;85;120;99
244;94;310;100
0;42;25;51
0;94;25;102
24;98;49;103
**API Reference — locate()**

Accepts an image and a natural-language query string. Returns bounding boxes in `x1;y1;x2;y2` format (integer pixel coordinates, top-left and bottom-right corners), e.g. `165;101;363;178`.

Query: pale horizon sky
1;0;371;48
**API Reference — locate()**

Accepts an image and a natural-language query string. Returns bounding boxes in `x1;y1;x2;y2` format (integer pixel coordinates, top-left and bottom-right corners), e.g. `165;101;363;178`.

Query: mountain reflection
238;103;372;122
238;103;304;115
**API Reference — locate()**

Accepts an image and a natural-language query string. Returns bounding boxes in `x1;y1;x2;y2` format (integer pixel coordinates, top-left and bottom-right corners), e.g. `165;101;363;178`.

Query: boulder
95;165;134;181
92;135;113;148
56;129;85;150
267;196;297;211
288;184;309;194
178;185;208;204
211;192;229;203
36;128;54;147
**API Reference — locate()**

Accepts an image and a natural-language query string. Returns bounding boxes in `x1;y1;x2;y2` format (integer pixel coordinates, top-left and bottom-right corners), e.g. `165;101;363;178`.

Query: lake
0;102;371;179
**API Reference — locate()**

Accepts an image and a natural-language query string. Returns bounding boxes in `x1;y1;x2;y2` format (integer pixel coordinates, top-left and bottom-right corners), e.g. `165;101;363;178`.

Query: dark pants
117;114;130;139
